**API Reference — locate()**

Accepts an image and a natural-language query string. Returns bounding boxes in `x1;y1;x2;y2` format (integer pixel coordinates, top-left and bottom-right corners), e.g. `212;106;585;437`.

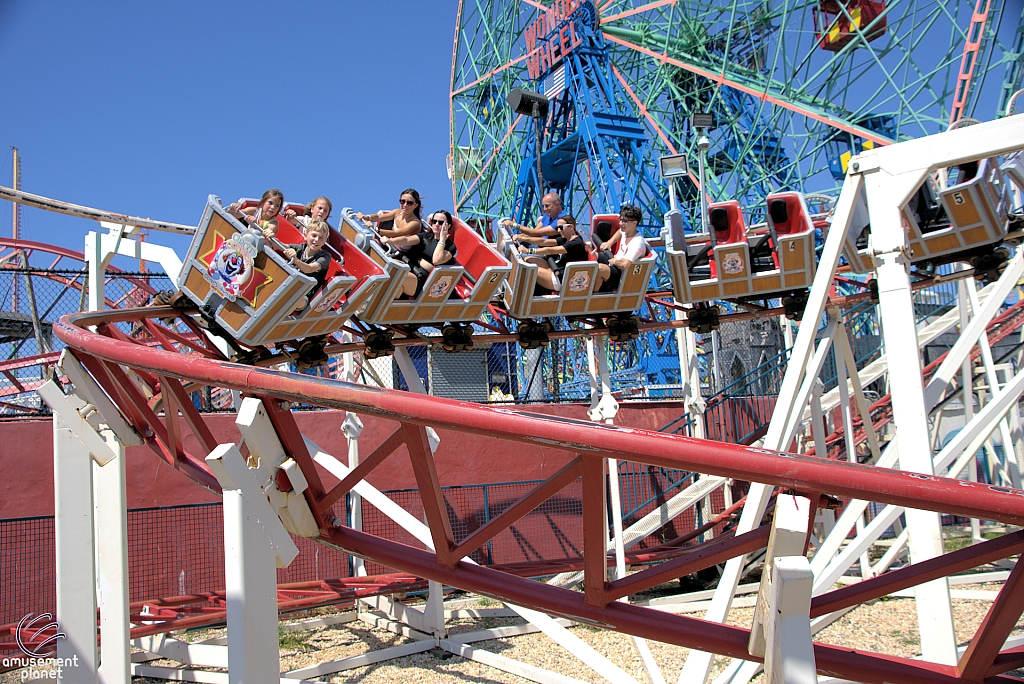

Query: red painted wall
0;402;688;519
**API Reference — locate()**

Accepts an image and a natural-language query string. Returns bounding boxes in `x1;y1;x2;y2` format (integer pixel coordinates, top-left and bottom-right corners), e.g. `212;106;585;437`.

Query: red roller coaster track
51;305;1024;683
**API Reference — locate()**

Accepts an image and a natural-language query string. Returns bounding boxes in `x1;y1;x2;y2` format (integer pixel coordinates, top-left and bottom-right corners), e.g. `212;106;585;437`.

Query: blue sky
0;1;459;258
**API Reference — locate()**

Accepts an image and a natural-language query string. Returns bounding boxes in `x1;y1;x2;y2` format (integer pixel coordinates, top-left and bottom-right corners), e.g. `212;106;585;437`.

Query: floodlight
659;154;689;178
506;88;550;119
691;112;715;129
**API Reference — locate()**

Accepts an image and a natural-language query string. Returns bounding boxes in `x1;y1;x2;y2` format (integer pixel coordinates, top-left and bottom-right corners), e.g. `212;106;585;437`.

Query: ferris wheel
449;0;1023;232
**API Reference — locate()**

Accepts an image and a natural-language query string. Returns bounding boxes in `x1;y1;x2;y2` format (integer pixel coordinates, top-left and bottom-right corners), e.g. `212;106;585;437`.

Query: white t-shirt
615;233;649;263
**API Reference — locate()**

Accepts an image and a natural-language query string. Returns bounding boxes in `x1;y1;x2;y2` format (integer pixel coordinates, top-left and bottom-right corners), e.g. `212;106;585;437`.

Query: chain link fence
0;267;175;415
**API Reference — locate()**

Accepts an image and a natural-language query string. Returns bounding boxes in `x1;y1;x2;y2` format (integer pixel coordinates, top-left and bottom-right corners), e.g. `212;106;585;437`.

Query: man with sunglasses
503;192;566;239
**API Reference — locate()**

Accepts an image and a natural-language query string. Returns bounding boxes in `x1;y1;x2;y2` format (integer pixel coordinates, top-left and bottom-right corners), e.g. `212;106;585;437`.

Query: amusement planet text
2;655;79;681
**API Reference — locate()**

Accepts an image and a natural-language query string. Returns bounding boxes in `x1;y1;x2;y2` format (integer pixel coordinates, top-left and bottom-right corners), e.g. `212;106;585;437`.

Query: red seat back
591;213;620;244
452;218;505;279
708;201;747;244
766;192;814;236
274;216;304;244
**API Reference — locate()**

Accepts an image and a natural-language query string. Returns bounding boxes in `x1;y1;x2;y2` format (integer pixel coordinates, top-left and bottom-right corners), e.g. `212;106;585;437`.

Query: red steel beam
449;456;583;563
56;309;1024;528
604;524;771;602
324;523;1017;684
402;422;456;567
317;427;406;511
811;529;1024;619
582;456;608;607
262;397;328;531
958;557;1024;680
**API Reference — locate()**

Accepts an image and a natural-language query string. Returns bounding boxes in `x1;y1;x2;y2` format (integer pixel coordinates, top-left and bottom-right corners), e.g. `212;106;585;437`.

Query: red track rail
52;306;1024;683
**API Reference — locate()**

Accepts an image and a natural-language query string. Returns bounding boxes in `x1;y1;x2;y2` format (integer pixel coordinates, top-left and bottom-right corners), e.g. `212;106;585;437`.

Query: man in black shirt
515;214;590;293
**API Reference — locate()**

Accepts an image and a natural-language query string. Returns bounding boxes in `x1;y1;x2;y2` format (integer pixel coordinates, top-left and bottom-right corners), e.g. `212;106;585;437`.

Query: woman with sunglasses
385;210;460;299
356;188;423;241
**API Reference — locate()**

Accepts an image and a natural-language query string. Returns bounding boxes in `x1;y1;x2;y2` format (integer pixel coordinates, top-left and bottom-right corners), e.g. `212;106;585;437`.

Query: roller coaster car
177;197;388;348
842;157;1015;275
1002;151;1024;221
337;209;512;332
495;214;657;322
663;193;816;316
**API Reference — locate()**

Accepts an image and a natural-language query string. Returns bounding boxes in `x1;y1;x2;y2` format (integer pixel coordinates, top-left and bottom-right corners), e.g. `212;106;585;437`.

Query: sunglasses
431;218;448;225
399;198;416;206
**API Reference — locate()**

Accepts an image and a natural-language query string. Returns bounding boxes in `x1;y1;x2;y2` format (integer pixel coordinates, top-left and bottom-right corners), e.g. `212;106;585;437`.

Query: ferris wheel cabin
813;0;887;52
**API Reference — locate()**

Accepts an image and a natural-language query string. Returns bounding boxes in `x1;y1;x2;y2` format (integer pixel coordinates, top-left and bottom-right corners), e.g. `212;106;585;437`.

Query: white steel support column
959;280;984;541
207;443;299;684
863;165;957;664
966;278;1023;488
94;433;130;684
222;487;280;684
341;336;366;577
54;414;98;684
763;557;817;684
834;326;870;578
680;172;862;684
84;222;184;312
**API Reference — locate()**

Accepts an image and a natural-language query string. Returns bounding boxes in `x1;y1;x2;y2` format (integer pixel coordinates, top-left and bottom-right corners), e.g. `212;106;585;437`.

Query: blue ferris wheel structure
449;0;1024;393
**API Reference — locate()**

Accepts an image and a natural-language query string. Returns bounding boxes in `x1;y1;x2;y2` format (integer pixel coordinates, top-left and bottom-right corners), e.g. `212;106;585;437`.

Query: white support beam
749;494;813;660
206;443;299;684
923;253;1024;408
234;399;319;538
763;557;817;684
58;351;142;447
94;431;130;684
54;412;98;684
38;380;118;466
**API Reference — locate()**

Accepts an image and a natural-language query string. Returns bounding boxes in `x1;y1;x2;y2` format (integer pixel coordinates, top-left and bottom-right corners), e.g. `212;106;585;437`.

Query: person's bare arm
519;243;567;257
283;248;328;275
513;234;554;246
602;231;622;251
357;208;400;227
503;217;557;238
378;218;420;238
381;233;422;248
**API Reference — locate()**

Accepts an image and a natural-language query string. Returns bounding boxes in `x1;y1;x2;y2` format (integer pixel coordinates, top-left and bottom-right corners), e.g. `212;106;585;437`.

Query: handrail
0;185;196;235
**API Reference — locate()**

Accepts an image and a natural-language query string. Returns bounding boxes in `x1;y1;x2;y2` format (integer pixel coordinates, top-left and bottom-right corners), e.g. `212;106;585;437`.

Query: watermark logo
16;613;65;657
2;613;77;681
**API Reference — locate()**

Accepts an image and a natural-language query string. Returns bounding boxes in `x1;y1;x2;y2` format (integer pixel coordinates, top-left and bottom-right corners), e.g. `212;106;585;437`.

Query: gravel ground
4;583;1020;684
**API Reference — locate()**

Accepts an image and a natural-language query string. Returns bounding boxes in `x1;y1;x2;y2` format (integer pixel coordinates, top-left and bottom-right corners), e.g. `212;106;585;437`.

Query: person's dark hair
430;210;453;227
260;188;284;206
619;204;642;224
399;188;422;220
557;214;577;229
